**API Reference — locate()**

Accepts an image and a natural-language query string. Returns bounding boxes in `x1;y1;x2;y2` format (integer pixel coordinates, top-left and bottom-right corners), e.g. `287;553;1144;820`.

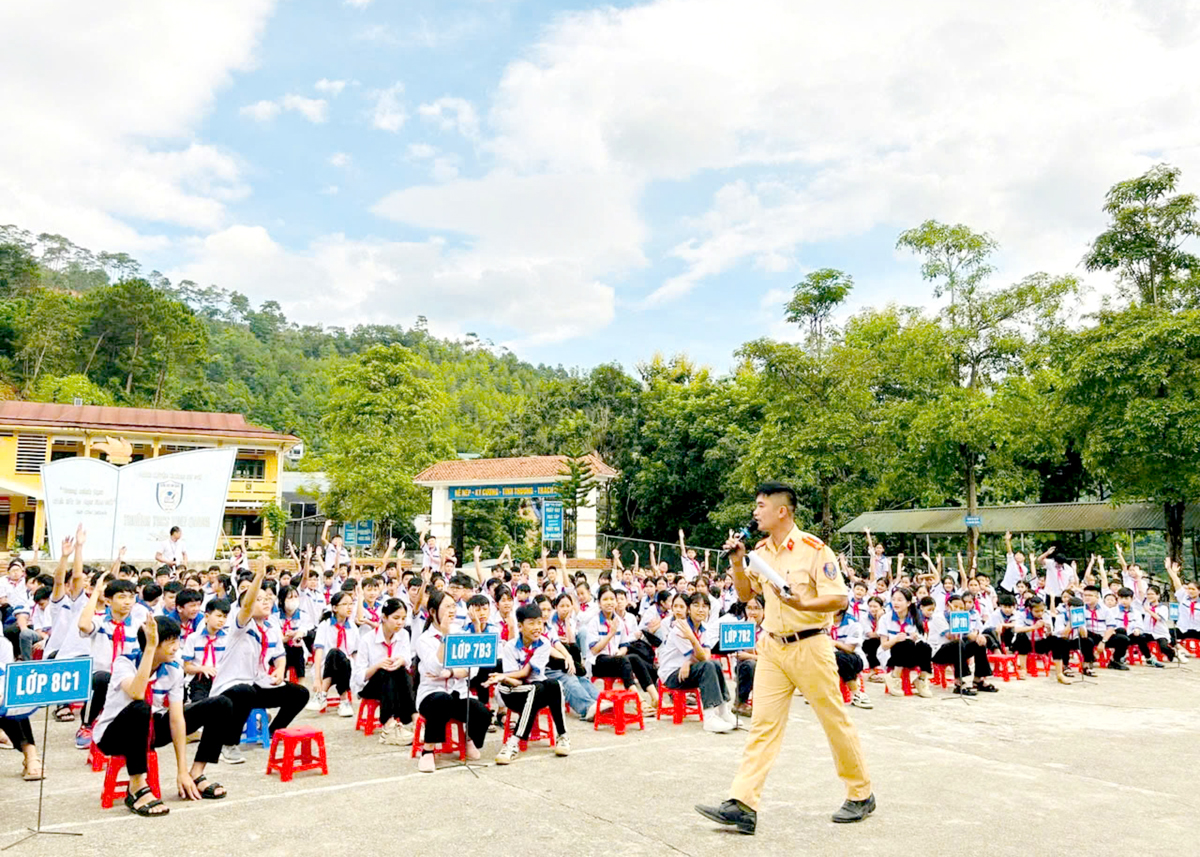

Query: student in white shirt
76;574;148;747
487;602;572;764
879;587;933;699
831;606;872;708
929;592;996;695
1;559;40;661
181;599;230;702
658;592;732;732
538;595;600;721
94;616;235;815
228;544;251;575
276;586;312;681
414;590;490;773
353;598;416;745
586;586;658;710
731;596;765;716
1166;559;1200;648
211;564;309;764
309;590;359;715
638;590;674;649
1141;586;1177;662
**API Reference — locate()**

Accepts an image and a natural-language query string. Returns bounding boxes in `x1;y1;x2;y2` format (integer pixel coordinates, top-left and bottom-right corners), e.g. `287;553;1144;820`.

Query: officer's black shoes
831;793;876;824
695;799;757;834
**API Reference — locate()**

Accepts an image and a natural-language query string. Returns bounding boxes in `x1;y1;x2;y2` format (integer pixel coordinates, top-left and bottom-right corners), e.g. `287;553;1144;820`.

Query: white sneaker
851;690;874;709
555;734;571;757
306;691;326;712
583;703;597;722
417;752;436;773
1178;649;1189;663
397;723;415;743
702;709;734;733
466;741;481;761
914;674;933;699
885;671;904;697
338;698;354;717
221;744;245;765
495;736;521;765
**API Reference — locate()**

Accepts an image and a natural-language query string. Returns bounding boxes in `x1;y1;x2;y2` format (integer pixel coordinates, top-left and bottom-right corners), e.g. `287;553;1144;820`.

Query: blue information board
1070;606;1086;629
541;501;564;542
444;633;500;668
948;611;971;635
449;484;560;501
4;657;92;708
1169;602;1180;622
719;622;757;652
964;515;982;527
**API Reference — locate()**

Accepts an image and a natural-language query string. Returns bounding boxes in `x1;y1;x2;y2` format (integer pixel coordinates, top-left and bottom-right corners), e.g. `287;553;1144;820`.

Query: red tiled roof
414;453;617;483
0;402;298;443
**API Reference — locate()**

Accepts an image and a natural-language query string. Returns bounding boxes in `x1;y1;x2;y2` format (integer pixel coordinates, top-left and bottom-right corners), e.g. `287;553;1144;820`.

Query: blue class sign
1070;606;1086;629
444;634;500;668
948;611;971;635
541;501;564;542
4;657;92;708
1169;602;1180;622
720;622;757;652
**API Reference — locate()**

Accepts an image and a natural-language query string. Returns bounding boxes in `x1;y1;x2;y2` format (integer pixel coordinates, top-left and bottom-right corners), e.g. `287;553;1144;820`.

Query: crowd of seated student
6;526;1200;816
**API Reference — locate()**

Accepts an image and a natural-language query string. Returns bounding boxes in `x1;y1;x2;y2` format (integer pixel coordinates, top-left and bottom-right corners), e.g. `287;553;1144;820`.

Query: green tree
30;373;115;406
321;345;454;532
556;453;598;553
785;268;853;356
1083;164;1199;308
1060;307;1200;566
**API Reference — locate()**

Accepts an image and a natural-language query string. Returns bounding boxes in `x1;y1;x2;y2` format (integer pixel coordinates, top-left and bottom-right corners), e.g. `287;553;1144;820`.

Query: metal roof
839;501;1197;535
414;453;617;485
0;402;298;443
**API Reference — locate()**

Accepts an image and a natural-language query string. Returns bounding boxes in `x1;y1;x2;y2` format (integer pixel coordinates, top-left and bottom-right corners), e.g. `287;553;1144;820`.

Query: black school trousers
498;680;568;739
320;649;352;695
592;653;656;691
886;639;932;673
932;639;993;679
96;696;232;776
417;691;489;748
359;668;416;725
0;716;35;750
218;682;310;745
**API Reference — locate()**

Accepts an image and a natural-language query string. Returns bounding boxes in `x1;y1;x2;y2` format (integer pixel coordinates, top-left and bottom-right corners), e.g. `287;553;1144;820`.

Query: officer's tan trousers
729;632;871;810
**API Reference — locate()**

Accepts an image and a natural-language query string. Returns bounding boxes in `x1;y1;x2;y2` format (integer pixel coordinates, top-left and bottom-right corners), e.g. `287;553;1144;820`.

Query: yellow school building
0;402;299;555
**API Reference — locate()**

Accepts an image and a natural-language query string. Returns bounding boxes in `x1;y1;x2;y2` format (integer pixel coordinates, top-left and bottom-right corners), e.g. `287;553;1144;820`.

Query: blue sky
4;0;1200;373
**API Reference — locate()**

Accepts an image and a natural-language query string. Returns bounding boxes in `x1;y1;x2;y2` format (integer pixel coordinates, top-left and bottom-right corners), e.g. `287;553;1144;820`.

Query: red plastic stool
323;691;349;713
840;680;853;703
100;751;161;808
1026;653;1052;677
355;698;382;736
1097;647;1113;668
503;706;557;751
1183;638;1200;658
285;666;300;684
931;663;954;688
717;654;733;677
410;715;467;760
656;682;705;723
1149;640;1166;662
88;742;108;772
884;667;915;696
591;676;624;692
593;689;644;735
1068;649;1086;671
265;726;328;783
988;654;1019;682
1126;645;1144;666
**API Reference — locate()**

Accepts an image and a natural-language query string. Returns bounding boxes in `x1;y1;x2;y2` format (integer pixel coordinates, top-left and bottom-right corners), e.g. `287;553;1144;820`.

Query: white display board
42;447;237;561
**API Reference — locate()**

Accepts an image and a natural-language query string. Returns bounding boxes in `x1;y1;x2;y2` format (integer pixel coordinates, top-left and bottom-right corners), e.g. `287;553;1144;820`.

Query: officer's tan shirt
745;525;846;634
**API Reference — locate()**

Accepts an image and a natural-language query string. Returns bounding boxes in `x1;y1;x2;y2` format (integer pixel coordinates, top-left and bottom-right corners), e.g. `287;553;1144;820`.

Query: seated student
537;595;599;721
94;616;235;815
308;590;359;715
546;592;585;674
930;593;997;695
1078;586;1105;675
414;590;490;773
1048;597;1090;684
454;593;501;709
879;587;933;698
586;586;658;711
831;604;872;708
487;602;572;764
658;593;734;733
182;599;230;702
0;636;44;780
76;572;149;749
212;564;309;765
638;590;674;649
1110;587;1161;669
1101;588;1134;670
173;590;204;639
353;598;416;745
986;592;1019;652
356;575;385;639
1167;560;1200;654
1;560;42;662
275;585;311;681
862;596;886;680
140;583;164;616
731;595;765;717
1141;586;1177;663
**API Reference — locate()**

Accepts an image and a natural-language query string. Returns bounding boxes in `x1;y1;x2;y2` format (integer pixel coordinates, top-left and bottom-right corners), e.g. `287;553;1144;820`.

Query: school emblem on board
823;562;837;579
156;480;183;512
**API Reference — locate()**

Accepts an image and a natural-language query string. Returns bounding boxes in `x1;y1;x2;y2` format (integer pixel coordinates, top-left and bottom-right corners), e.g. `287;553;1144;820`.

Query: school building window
233;457;265;480
15;434;47;473
224;515;264;537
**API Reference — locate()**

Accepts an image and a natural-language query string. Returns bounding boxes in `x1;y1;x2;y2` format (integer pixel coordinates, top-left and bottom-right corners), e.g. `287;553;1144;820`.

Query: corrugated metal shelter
839;501;1194;535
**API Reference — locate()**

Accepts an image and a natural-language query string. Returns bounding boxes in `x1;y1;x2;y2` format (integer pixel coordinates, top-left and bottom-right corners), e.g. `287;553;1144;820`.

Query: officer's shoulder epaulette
800;533;825;550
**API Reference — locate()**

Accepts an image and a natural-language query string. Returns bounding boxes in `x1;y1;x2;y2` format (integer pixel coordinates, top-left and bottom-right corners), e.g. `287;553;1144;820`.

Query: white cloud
407;143;437;159
314;78;347;96
418;97;480;140
329;152;351;168
344;0;373;7
280;93;328;123
172;225;614;345
0;0;276;251
240;99;281;122
321;185;339;195
431;156;459;182
369;82;406;132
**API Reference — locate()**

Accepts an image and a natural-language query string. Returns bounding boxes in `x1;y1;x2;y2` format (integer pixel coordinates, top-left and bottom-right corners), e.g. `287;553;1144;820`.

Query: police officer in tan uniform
696;482;875;835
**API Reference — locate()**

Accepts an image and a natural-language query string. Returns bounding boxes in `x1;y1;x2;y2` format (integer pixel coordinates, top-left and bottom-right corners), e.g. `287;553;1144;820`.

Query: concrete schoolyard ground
3;663;1198;857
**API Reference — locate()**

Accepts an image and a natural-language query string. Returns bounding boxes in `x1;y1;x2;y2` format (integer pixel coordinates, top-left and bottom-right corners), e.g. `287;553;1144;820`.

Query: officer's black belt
769;628;824;645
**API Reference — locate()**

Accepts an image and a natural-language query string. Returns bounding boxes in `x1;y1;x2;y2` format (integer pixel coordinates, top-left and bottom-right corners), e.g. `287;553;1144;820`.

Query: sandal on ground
973;682;998;693
193;774;226;799
125;785;170;817
54;706;76;723
22;762;44;781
